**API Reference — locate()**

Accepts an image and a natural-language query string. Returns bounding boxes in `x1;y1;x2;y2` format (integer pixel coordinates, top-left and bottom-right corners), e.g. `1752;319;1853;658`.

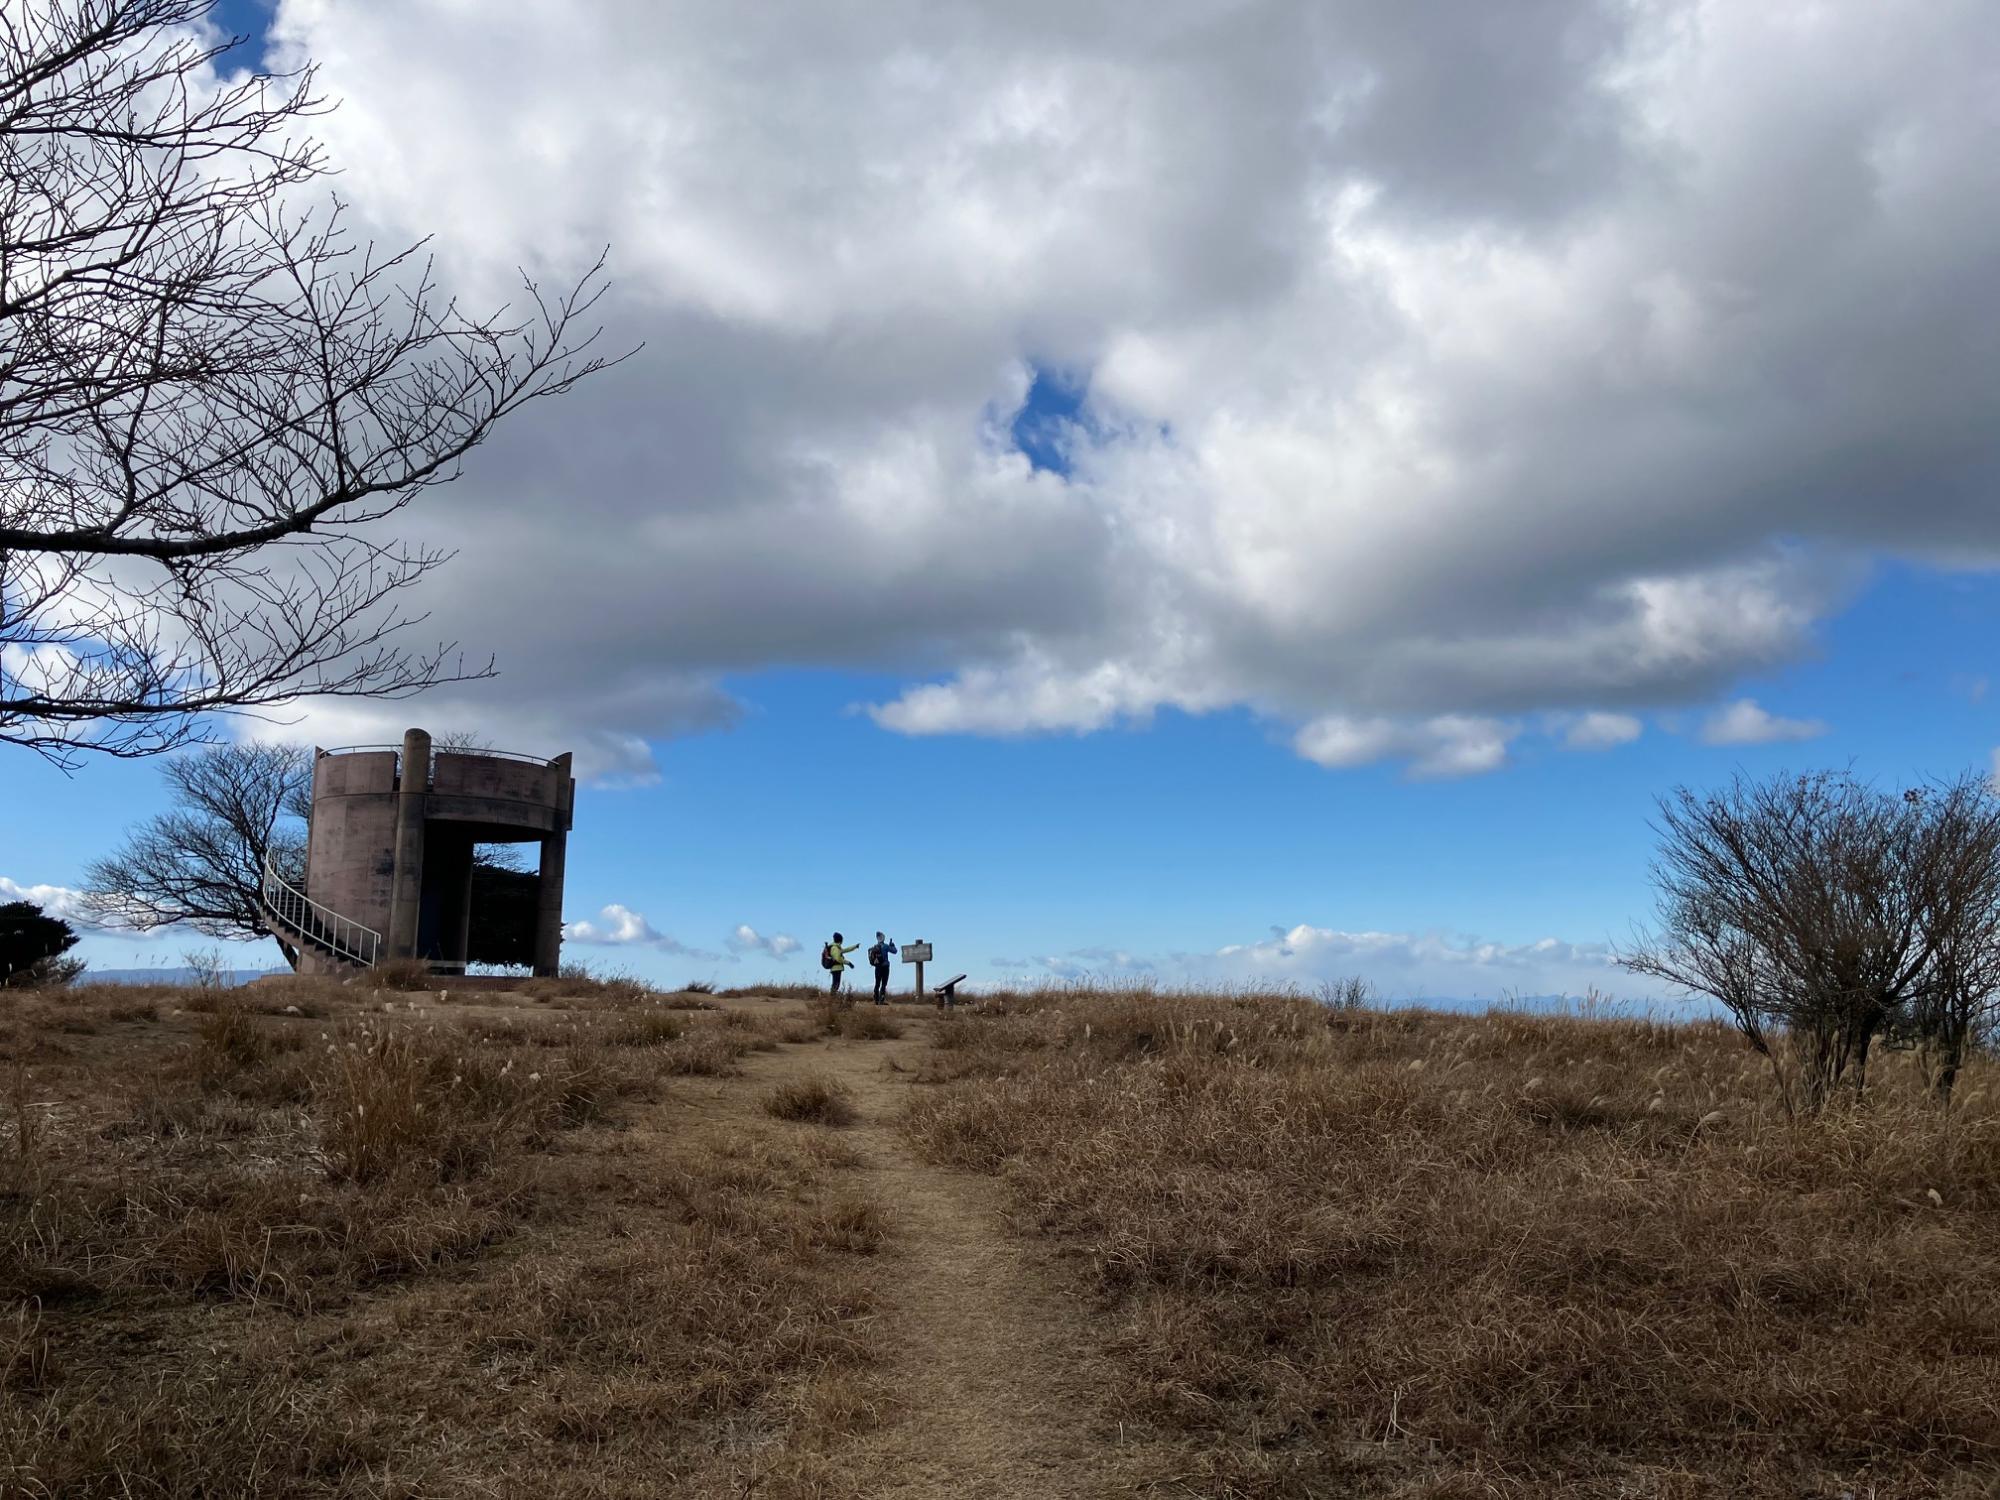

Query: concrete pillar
532;753;572;976
386;728;431;960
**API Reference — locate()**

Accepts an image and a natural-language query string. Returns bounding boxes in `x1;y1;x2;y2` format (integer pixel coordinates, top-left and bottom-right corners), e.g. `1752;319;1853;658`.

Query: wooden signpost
902;939;933;998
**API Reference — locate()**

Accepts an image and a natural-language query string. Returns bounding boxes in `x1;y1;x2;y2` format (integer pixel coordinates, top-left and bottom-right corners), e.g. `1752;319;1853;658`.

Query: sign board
902;941;933;964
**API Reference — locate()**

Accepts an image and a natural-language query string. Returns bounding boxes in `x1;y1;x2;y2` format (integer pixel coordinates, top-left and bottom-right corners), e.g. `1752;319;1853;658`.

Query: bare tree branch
1;1;629;765
1621;769;2000;1111
84;738;311;966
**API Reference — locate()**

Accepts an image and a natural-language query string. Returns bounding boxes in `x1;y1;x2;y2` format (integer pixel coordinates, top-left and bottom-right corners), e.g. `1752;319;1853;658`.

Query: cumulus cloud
563;903;713;957
251;0;2000;776
562;904;660;945
1294;714;1515;779
0;877;141;935
1698;698;1829;746
728;924;801;958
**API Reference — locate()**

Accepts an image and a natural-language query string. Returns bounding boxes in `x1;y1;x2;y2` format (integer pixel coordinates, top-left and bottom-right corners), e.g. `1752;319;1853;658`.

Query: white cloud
1560;712;1644;751
991;922;1672;1002
563;904;659;945
1197;923;1639;1002
1698;698;1829;746
562;903;711;957
243;0;2000;774
728;924;801;958
0;877;142;935
1293;714;1515;778
1;877;96;928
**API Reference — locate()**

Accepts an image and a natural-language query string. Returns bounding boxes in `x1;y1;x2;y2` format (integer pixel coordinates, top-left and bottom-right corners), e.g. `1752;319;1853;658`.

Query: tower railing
258;853;381;968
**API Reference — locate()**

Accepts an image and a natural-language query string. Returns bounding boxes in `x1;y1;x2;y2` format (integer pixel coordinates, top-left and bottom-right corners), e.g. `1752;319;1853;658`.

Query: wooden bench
933;973;969;1007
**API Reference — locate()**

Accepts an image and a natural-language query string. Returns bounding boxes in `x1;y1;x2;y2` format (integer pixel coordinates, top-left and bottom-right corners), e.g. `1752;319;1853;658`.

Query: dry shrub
585;971;653;1004
764;1075;855;1127
316;1025;646;1183
805;996;904;1040
191;1002;266;1071
902;993;2000;1497
835;1007;902;1041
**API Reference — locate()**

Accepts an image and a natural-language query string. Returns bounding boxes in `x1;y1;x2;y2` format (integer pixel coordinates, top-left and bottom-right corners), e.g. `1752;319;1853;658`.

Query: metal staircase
258;853;381;968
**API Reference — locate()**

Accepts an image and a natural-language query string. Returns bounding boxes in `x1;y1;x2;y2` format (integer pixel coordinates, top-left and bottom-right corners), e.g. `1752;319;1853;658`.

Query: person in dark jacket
867;931;898;1002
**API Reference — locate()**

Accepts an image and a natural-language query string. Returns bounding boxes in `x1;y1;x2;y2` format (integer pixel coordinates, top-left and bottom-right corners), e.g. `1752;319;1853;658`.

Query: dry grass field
904;991;2000;1498
0;977;896;1498
1;976;1995;1497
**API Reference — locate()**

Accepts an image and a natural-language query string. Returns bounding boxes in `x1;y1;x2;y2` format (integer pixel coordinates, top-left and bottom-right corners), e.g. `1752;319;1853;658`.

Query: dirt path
684;997;1168;1498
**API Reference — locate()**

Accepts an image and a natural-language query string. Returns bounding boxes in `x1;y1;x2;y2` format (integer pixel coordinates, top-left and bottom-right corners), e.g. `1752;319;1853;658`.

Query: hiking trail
676;994;1171;1498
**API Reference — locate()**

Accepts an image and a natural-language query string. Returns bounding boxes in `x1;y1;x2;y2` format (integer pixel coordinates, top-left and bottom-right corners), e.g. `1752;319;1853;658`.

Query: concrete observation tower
260;728;576;977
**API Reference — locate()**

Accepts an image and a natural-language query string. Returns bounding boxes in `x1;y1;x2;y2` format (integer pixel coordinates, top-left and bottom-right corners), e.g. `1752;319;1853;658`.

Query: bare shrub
1625;770;2000;1111
181;946;231;994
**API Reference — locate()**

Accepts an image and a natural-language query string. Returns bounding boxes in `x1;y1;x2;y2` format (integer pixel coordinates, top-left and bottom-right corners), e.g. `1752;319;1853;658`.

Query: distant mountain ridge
81;967;287;987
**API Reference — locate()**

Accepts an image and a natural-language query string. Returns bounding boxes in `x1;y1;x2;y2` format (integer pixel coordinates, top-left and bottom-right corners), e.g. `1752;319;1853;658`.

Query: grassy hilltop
0;977;1994;1498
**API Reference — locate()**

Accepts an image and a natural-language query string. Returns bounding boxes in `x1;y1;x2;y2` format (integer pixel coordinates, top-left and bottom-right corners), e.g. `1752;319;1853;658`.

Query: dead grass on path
903;989;2000;1499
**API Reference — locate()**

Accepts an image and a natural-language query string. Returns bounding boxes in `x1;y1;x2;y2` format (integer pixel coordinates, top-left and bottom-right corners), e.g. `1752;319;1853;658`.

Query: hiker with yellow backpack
820;932;862;1000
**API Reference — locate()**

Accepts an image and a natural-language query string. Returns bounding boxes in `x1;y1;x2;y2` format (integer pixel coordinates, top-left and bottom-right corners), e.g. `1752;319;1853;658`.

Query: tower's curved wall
299;733;576;974
303;749;400;945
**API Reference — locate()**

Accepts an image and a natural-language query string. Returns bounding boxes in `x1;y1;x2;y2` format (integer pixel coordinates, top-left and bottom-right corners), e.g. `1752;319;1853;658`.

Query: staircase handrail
259;853;381;967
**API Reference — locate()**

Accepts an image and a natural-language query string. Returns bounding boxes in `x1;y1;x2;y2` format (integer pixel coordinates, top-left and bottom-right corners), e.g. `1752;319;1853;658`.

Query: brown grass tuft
764;1075;856;1127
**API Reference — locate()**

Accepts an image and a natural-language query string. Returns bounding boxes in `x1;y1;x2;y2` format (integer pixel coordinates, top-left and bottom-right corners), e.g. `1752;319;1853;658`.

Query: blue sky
12;552;1997;996
8;2;2000;999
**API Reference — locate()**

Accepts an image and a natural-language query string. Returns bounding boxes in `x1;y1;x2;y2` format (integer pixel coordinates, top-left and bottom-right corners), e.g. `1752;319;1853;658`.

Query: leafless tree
1623;773;1916;1112
84;739;311;965
1894;775;2000;1102
1623;770;2000;1111
2;1;622;766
